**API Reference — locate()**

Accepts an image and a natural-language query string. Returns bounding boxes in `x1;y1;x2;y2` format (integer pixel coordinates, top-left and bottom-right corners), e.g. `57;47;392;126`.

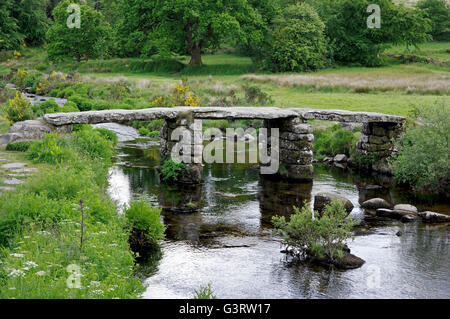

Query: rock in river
393;204;418;214
361;198;393;210
419;211;450;223
314;192;354;215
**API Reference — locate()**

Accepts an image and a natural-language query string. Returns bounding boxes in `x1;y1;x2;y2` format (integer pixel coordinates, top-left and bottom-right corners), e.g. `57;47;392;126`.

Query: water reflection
107;138;450;299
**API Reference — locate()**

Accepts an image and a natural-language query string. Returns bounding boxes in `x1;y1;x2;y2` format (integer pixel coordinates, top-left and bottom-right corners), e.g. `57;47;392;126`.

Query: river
106;126;450;299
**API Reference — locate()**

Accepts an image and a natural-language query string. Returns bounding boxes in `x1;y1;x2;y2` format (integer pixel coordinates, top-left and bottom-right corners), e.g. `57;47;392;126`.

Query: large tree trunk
189;45;202;66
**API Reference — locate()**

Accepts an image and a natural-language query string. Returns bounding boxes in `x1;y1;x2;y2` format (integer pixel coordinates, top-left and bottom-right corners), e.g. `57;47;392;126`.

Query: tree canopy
46;0;112;62
117;0;266;66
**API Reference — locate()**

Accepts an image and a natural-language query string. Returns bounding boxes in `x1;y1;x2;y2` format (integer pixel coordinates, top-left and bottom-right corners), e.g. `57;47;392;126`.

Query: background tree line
0;0;449;70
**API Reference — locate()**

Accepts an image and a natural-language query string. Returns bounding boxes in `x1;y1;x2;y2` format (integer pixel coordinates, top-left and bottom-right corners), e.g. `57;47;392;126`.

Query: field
0;42;449;129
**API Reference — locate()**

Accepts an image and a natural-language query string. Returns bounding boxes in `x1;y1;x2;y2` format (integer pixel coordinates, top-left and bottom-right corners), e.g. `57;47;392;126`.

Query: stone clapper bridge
2;107;405;184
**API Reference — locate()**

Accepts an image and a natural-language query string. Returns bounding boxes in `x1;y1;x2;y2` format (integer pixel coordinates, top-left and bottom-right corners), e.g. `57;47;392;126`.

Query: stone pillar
160;115;203;184
264;118;314;181
352;122;401;174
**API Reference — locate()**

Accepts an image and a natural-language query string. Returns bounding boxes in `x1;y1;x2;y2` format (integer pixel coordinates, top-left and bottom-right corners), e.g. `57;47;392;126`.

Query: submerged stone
361;198;393;210
314;192;354;215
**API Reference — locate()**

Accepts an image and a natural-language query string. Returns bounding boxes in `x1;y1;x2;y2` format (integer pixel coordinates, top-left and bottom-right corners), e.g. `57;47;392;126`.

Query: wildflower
8;269;25;278
89;281;101;288
10;253;24;258
91;289;104;295
35;271;47;276
25;261;38;268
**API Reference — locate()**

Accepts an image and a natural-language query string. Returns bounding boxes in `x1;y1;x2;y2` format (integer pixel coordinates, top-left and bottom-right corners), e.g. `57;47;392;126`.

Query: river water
106;128;450;299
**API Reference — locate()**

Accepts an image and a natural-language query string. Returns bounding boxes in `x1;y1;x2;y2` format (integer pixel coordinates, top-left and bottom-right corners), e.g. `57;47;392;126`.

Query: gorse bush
272;201;359;262
3;92;34;124
243;85;274;105
27;133;70;164
313;125;358;159
390;102;449;194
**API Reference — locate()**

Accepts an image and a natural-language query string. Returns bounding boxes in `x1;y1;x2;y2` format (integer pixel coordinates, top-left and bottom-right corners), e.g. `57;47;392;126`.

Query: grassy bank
0;127;145;298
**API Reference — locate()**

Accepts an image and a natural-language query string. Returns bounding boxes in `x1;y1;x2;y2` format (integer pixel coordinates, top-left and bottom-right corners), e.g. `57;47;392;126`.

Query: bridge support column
352;122;401;174
264;118;314;181
160;117;203;184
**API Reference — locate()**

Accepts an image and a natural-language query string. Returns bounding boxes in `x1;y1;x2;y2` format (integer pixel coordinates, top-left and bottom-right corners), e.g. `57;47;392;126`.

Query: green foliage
312;0;432;66
94;128;119;146
116;0;265;66
3;92;34;124
417;0;450;41
46;0;112;62
272;201;359;262
0;0;24;50
160;159;186;184
27;134;71;164
11;0;49;46
125;200;165;244
193;283;217;299
69;126;114;162
5;141;33;152
33;99;60;116
60;101;80;113
0;122;144;298
390;102;449;194
313;125;358;159
258;3;327;72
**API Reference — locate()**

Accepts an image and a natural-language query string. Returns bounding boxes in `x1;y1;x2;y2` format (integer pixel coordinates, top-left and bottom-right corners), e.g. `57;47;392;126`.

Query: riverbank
0;127;145;298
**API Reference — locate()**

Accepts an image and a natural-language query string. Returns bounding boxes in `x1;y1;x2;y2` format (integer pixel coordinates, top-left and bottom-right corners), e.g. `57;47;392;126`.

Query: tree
117;0;265;66
0;0;23;51
258;3;328;72
46;0;112;62
11;0;49;46
310;0;431;66
417;0;450;41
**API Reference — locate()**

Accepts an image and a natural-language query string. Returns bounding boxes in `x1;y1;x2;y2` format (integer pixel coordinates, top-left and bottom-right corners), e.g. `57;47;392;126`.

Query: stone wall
352;122;402;174
264;118;314;181
160;116;203;184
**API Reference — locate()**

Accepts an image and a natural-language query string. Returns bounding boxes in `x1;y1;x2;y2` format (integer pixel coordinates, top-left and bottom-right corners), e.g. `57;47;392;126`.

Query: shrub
125;200;165;250
390;102;449;194
313;125;358;159
12;69;30;91
27;134;71;164
3;92;34;124
5;141;33;152
417;0;450;41
258;3;327;72
313;0;431;66
272;201;359;262
243;85;274;105
33;98;59;116
60;101;80;113
160;159;186;184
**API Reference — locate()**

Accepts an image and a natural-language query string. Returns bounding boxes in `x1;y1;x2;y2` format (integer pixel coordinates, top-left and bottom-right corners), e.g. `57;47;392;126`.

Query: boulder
419;211;450;223
361;198;393;210
333;154;348;163
401;214;421;223
314;192;354;215
376;208;409;219
393;204;418;215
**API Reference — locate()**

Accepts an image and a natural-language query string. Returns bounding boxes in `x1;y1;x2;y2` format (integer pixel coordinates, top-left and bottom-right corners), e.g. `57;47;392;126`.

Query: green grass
1;43;449;117
0;118;9;134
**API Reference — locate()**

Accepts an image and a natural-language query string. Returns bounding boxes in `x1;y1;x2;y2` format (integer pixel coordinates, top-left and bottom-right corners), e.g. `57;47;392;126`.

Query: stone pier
353;122;402;174
160;114;203;184
264;118;314;181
